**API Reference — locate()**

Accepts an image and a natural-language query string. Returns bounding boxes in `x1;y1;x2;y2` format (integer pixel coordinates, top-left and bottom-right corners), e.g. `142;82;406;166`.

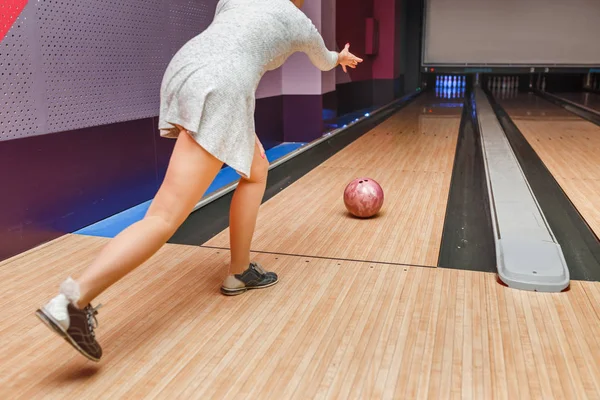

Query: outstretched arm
303;24;339;71
303;23;363;72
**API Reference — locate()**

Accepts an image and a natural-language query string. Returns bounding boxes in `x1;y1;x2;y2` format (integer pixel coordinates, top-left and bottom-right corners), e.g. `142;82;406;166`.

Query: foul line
198;244;437;269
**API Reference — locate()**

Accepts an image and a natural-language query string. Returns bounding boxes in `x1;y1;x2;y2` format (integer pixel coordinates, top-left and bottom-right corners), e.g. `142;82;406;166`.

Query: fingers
349;52;363;63
339;43;362;72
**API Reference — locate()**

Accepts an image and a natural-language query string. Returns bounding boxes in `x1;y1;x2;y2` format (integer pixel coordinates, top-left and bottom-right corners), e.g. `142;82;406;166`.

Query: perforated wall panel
1;0;218;140
38;0;165;132
0;4;40;140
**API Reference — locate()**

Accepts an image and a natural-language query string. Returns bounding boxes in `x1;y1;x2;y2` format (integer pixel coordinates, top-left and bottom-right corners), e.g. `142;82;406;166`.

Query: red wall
336;0;374;82
336;0;402;82
373;0;402;79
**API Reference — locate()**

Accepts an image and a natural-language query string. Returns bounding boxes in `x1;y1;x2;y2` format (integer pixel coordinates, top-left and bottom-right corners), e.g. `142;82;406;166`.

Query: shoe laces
250;262;267;276
85;304;102;338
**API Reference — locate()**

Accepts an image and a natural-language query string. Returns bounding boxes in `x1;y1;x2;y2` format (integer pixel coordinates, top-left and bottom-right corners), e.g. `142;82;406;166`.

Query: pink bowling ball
343;177;384;218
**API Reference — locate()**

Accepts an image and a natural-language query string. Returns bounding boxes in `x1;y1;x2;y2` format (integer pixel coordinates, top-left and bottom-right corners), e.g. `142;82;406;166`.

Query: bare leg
228;139;269;274
76;130;223;307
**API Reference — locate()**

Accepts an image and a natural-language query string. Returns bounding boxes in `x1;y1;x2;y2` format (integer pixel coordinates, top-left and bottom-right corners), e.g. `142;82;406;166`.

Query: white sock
59;277;81;305
43;277;81;330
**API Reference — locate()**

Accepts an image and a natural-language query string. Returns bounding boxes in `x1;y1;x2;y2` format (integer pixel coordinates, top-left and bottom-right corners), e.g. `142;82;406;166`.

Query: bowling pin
541;76;546;91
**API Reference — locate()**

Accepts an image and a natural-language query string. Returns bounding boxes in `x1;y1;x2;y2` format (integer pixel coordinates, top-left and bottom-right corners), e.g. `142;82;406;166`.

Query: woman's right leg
36;130;222;361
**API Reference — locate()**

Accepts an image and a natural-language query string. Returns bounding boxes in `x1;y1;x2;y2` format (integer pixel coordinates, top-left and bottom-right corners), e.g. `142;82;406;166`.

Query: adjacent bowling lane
553;91;600;112
206;93;464;267
498;93;600;237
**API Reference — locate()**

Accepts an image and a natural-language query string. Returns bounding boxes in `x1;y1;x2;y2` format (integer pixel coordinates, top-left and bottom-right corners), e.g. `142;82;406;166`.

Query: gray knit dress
158;0;339;178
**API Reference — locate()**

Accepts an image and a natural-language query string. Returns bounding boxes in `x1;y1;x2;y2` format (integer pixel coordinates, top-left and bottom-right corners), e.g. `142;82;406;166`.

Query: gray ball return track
474;86;569;292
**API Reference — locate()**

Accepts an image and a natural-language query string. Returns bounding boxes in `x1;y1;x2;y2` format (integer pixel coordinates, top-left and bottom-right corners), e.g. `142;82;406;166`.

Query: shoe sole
35;309;100;362
220;278;279;296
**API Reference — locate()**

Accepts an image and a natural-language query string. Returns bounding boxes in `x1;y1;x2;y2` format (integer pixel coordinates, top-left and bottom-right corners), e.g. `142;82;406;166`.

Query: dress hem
158;119;253;179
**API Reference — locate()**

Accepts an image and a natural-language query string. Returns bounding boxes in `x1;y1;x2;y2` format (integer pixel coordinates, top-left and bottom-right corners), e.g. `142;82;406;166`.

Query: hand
338;43;363;73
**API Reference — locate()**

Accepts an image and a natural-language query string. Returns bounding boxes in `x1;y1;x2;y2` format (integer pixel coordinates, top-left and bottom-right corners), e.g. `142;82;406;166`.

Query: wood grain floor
206;95;462;267
500;94;600;237
2;235;600;399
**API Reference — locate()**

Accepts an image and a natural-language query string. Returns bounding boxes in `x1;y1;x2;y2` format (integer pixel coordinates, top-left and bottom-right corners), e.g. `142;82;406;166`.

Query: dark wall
544;74;585;93
404;0;424;93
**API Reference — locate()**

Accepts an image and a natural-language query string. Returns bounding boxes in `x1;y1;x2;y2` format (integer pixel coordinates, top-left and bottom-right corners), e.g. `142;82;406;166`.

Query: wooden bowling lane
555;91;600;112
206;93;462;267
3;234;600;399
499;92;580;120
498;93;600;237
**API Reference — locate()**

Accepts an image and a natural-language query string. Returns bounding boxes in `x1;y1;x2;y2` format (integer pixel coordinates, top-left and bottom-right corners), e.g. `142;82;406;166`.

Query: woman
35;0;363;362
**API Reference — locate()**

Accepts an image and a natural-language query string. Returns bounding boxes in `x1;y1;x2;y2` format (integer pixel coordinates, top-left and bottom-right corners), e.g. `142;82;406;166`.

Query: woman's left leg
221;137;278;295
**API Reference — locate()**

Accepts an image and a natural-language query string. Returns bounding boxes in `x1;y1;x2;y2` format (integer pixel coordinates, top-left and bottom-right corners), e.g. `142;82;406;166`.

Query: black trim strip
168;91;422;246
486;90;600;281
437;90;496;272
534;90;600;127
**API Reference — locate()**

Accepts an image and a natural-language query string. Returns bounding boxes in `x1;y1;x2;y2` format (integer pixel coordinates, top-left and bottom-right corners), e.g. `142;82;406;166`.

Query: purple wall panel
0;118;158;261
0;0;219;140
283;95;324;143
0;2;43;141
255;96;285;148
